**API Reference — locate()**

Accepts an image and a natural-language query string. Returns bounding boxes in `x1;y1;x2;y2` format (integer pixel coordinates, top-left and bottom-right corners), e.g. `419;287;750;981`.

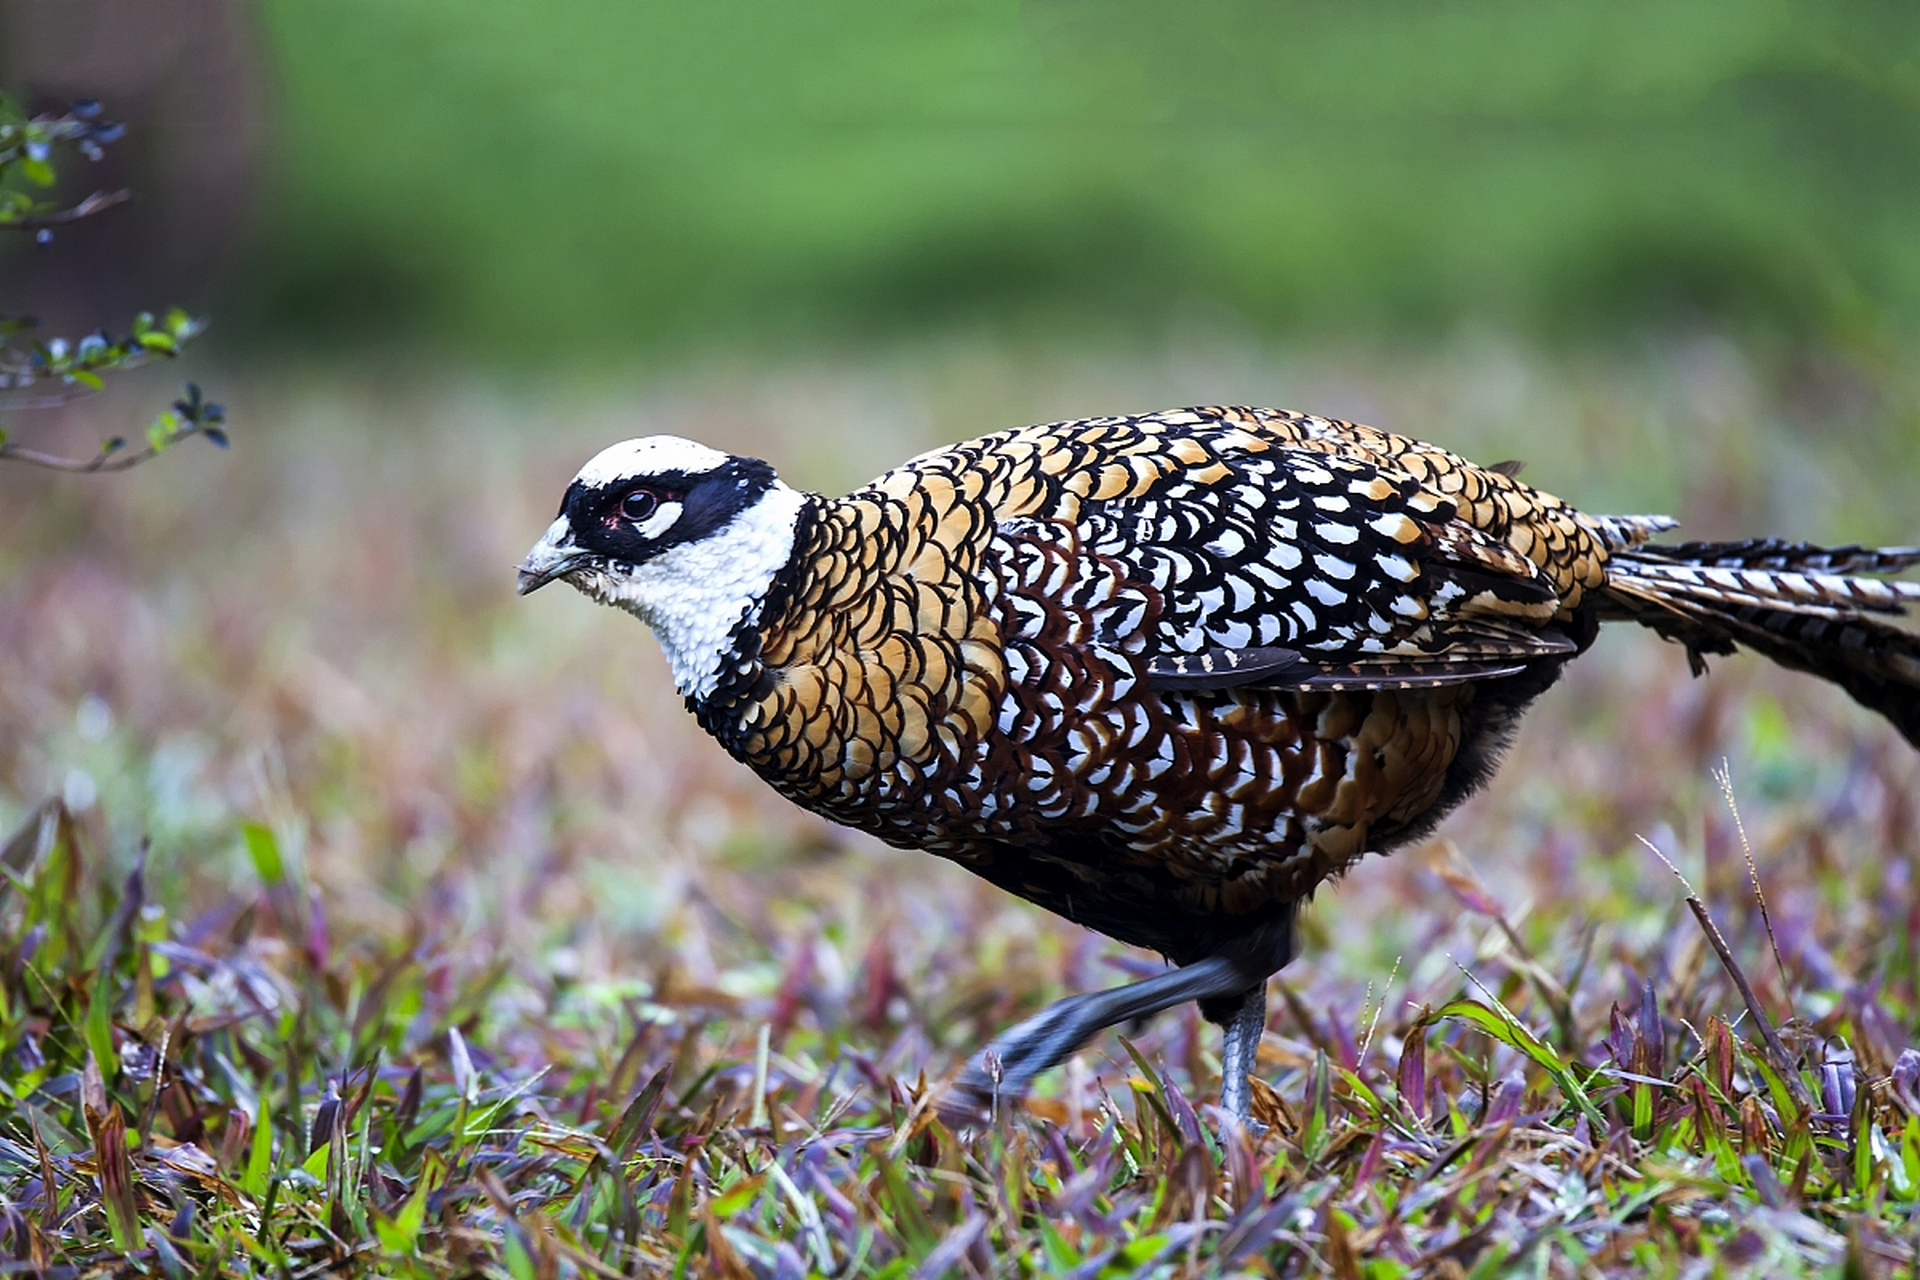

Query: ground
1;335;1918;1276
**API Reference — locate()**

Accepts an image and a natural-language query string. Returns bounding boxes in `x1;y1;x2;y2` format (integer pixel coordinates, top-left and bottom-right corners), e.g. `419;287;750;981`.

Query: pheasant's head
518;435;808;699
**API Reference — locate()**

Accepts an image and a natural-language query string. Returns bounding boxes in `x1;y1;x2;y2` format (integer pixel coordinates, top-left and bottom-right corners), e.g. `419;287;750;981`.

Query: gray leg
940;952;1268;1125
1215;983;1267;1126
939;911;1295;1127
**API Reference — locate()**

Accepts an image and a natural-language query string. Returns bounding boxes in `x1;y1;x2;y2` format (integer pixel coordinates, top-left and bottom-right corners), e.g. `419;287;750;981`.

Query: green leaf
502;1228;536;1280
1464;1241;1514;1280
370;1209;410;1257
1902;1116;1920;1195
709;1173;764;1218
1039;1215;1082;1271
373;1174;429;1256
1856;1119;1877;1195
147;413;180;452
1301;1050;1332;1161
1108;1231;1172;1274
1333;1064;1388;1120
1437;997;1606;1130
244;1094;274;1198
867;1143;937;1259
392;1176;428;1246
20;157;53;186
84;973;116;1086
243;822;285;886
1745;1052;1803;1126
1702;1106;1742;1184
1119;1037;1182;1143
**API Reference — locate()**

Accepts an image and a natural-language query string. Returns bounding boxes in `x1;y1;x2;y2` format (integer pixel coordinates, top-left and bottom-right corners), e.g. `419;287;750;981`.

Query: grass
3;333;1920;1274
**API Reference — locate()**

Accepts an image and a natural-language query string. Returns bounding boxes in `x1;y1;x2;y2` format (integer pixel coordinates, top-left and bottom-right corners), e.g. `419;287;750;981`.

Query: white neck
578;482;808;701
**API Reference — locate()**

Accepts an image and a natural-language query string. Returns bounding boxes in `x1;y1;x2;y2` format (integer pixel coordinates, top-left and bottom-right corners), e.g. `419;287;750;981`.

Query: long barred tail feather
1597;538;1920;747
1628;538;1920;576
1615;558;1920;616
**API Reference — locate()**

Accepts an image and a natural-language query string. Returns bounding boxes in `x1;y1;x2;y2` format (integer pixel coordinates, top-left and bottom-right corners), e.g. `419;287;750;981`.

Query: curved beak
517;518;585;596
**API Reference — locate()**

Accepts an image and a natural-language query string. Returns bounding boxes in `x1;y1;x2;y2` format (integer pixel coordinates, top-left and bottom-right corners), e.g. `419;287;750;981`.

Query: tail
1595;536;1920;747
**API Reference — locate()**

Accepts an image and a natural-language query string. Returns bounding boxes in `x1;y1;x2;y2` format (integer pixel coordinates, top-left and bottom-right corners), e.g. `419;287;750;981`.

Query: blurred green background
7;0;1920;362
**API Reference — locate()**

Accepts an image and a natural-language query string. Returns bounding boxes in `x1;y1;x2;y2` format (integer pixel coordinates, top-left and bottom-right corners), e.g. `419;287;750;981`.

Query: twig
0;428;203;472
0;187;130;232
0;383;224;472
1713;759;1793;1015
1636;834;1814;1112
1355;956;1400;1068
0;389;105;411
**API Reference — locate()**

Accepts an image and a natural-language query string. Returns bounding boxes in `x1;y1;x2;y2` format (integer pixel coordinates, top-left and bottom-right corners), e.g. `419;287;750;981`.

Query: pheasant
517;406;1920;1124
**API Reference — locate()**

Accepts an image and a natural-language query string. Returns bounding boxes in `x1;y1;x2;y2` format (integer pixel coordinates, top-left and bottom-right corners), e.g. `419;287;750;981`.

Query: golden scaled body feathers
690;407;1623;956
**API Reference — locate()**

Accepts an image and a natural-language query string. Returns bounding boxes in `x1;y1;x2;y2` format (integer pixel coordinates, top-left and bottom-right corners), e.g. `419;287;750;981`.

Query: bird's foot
937;1050;1016;1128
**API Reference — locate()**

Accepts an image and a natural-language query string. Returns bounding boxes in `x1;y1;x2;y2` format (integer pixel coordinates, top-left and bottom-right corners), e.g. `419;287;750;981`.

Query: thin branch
1355;956;1400;1069
0;437;182;472
1636;833;1815;1112
0;418;219;474
0;388;102;412
1713;759;1793;1015
0;187;130;231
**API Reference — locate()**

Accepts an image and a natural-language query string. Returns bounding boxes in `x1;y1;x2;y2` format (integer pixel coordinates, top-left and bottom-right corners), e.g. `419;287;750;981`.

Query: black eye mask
565;457;778;566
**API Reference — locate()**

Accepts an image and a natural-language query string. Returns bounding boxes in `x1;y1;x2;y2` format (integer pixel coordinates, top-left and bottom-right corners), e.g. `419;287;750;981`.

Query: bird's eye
620;489;658;522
